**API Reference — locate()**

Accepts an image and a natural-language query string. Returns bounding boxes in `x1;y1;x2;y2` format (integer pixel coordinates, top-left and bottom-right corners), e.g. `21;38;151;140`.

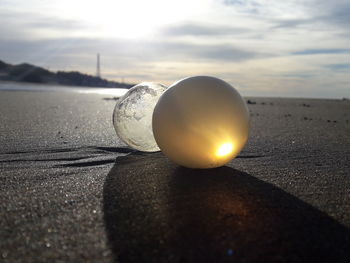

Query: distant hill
0;59;134;88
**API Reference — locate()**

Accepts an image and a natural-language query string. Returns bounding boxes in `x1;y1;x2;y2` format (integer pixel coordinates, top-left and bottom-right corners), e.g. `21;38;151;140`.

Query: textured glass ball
152;76;249;168
113;82;167;152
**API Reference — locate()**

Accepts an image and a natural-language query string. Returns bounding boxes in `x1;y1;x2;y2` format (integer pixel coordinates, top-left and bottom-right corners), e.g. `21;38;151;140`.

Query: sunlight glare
59;0;206;39
216;143;233;157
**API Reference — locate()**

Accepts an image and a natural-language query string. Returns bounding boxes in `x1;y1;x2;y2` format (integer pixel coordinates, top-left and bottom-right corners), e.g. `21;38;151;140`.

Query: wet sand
0;90;349;262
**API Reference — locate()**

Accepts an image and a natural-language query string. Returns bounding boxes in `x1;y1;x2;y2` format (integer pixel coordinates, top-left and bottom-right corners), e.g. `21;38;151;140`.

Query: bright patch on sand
77;88;128;96
216;143;233;157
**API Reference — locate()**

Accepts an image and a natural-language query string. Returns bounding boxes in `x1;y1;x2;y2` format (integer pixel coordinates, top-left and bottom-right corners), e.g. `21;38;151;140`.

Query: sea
0;81;129;97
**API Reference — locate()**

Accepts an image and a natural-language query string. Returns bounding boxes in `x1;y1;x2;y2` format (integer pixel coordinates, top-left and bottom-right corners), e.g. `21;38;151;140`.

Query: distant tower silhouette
96;53;101;78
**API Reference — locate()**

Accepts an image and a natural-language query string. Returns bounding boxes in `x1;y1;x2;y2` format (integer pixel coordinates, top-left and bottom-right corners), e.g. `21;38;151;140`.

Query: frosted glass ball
113;82;167;152
152;76;249;168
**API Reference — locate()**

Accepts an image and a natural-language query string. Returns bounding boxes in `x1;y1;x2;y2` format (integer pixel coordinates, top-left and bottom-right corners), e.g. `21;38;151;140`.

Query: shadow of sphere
103;152;350;262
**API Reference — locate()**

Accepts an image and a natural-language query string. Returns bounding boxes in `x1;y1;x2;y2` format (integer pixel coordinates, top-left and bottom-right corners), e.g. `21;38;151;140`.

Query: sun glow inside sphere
216;143;234;157
113;82;167;152
152;76;249;169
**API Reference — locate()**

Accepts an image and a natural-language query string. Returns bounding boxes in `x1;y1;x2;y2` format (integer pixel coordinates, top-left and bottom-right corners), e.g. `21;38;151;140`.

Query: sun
59;0;205;39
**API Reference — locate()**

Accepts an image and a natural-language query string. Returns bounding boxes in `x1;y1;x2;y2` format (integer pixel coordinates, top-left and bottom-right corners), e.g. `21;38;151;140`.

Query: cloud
161;23;248;36
220;0;350;33
188;44;258;61
222;0;261;14
223;0;245;5
0;37;261;65
272;18;312;29
26;17;87;30
311;0;350;27
325;64;350;71
279;73;315;79
270;0;350;30
0;10;89;40
291;49;350;55
0;10;85;29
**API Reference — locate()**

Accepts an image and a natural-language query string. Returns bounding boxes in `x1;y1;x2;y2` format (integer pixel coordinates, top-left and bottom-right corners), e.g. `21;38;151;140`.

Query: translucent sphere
113;82;167;152
152;76;249;168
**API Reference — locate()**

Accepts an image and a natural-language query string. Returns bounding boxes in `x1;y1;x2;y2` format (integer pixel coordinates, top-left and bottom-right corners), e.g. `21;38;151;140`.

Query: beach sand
0;90;349;262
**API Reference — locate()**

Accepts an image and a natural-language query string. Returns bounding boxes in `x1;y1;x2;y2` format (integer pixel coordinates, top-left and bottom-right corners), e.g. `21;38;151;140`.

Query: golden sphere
152;76;249;168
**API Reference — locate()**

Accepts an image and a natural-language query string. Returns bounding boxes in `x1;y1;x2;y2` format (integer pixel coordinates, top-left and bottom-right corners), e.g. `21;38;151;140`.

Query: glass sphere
113;82;167;152
152;76;249;168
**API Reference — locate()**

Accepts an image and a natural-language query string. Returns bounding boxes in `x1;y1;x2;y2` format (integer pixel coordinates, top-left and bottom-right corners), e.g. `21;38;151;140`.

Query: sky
0;0;349;98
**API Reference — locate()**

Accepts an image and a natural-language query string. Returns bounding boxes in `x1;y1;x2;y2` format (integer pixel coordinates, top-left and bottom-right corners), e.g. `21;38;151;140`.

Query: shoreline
1;81;349;100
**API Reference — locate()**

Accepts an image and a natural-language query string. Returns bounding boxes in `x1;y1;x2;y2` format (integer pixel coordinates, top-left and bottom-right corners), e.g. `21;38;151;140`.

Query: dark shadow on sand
103;152;350;262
